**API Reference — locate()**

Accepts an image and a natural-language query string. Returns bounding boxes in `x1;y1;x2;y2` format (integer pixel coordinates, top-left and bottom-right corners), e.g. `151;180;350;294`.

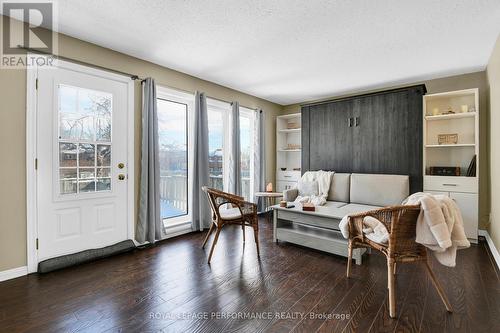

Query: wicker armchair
201;186;260;264
346;205;452;318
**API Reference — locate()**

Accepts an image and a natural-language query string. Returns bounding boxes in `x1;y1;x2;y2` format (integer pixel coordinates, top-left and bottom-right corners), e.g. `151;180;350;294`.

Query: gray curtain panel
137;78;164;244
192;91;211;231
254;110;266;212
229;101;242;196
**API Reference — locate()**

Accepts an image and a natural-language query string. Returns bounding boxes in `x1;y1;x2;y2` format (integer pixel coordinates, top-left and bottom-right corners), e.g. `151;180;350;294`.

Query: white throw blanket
403;192;470;267
339;215;389;244
295;170;334;206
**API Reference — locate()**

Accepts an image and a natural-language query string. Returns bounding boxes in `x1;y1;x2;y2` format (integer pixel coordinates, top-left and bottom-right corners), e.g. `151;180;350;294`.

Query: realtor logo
1;1;57;68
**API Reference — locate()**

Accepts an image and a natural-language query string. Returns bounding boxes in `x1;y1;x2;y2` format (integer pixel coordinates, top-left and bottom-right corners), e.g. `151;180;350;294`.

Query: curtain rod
19;46;146;81
21;46;261;112
157;84;259;111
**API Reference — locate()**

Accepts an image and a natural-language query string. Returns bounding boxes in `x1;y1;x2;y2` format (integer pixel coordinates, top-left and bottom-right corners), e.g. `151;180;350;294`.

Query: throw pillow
297;180;319;197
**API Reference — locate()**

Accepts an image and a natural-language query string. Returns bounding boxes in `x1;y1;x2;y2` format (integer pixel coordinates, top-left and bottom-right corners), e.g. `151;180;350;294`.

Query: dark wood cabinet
301;85;425;193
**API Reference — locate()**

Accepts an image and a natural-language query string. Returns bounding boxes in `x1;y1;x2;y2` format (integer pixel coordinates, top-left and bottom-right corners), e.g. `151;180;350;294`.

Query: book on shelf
466;155;476;177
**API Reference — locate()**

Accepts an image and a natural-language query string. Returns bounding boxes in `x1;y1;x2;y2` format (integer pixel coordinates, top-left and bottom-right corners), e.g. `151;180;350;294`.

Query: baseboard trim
478;229;500;270
0;266;28;282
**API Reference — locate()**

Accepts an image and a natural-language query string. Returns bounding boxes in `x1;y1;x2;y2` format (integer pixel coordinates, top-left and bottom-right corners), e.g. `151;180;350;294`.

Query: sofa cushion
327;173;351;202
350;173;409;207
338;203;381;217
219;207;242;220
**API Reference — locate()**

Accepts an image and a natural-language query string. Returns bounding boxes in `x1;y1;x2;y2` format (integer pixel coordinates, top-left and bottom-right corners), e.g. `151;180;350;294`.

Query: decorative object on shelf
286;143;301;150
432;107;440;116
302;202;315;211
293;167;301;171
466;155;476;177
266;182;273;192
438;133;458;145
460;105;468;113
280;167;287;171
429;166;460;176
442;106;455;115
279;200;287;207
286;121;300;129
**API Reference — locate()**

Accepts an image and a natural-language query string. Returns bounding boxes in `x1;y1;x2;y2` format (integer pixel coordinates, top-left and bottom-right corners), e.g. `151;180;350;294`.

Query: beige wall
282;71;490;230
0;17;282;271
487;35;500;250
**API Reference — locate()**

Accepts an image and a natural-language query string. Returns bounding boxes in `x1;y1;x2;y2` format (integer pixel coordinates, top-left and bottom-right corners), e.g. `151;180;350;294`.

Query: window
239;107;256;201
207;99;231;192
206;100;256;201
157;87;194;229
58;84;112;195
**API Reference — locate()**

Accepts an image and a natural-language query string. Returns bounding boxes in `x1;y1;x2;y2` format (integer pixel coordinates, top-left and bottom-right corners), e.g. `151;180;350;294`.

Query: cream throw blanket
295;170;334;206
403;192;470;267
339;215;389;244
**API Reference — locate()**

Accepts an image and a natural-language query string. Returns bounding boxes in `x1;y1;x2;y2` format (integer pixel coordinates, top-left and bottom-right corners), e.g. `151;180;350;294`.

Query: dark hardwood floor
1;216;499;333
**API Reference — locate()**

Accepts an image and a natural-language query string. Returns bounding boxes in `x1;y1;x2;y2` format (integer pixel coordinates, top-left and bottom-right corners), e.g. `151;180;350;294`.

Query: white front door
34;60;134;262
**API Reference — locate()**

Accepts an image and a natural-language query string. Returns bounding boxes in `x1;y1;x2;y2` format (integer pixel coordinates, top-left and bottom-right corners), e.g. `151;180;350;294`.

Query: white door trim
26;56;135;273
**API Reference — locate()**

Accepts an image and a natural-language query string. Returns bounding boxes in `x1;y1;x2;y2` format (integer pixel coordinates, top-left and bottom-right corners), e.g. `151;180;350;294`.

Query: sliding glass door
157;88;194;230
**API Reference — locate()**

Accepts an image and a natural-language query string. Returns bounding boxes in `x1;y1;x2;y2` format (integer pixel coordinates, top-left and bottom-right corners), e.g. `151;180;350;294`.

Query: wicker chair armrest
346;205;421;235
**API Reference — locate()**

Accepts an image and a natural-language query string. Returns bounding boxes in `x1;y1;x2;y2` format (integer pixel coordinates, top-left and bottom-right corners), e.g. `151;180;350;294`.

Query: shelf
425;112;476;121
278;149;301;152
278;128;301;133
425;144;475;148
278;113;302;120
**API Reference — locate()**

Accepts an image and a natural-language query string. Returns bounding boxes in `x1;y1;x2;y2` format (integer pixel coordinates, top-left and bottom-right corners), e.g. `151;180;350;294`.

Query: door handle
118;163;125;169
355;117;360;127
118;174;126;180
348;118;353;127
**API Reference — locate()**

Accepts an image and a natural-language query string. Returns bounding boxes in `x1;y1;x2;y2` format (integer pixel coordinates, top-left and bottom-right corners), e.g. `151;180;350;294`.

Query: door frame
26;56;135;273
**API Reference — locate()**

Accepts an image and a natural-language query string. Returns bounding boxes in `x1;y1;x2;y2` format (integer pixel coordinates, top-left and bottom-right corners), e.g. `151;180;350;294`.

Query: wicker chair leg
201;223;215;249
393;262;397;275
253;226;260;257
346;241;353;278
387;258;396;318
207;227;222;264
425;261;452;312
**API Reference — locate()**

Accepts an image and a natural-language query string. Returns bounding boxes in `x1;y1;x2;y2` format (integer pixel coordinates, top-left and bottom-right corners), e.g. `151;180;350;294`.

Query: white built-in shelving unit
276;113;301;192
423;88;479;241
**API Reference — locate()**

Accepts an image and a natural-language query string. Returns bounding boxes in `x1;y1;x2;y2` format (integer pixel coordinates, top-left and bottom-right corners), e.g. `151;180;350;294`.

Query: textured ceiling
10;1;500;104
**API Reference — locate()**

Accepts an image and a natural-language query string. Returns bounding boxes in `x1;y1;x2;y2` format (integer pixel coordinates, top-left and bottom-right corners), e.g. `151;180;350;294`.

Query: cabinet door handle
284;175;291;178
348;118;353;127
442;183;457;187
355;117;360;127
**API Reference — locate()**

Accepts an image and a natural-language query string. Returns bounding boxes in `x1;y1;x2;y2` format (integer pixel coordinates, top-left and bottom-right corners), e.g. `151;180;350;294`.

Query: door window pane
78;144;95;167
57;85;113;194
97;144;111;166
60;180;77;194
208;109;224;191
59;143;77;167
158;98;188;220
